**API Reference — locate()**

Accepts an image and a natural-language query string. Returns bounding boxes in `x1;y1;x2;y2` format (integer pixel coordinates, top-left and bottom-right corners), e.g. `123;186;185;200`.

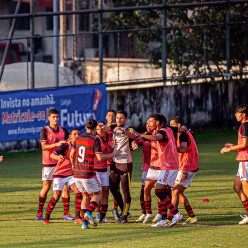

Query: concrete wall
108;79;248;130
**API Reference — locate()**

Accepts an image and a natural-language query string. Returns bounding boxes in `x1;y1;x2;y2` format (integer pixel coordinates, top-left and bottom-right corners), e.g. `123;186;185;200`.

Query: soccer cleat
152;213;162;223
84;211;97;226
143;213;154;223
82;221;89;229
127;212;132;219
183;216;198;225
112;209;120;221
95;211;101;222
100;217;111;223
151;219;170;227
169;212;183;227
136;214;146;222
36;212;43;221
117;215;128;224
63;214;74;221
42;219;50;224
74;218;83;224
239;215;248;225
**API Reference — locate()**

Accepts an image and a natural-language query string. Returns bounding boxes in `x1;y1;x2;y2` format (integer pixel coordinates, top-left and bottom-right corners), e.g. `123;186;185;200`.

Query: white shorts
75;176;101;194
236;161;248;181
53;176;76;191
146;168;160;181
96;171;109;187
175;171;196;188
42;167;55;181
157;170;178;187
141;171;148;186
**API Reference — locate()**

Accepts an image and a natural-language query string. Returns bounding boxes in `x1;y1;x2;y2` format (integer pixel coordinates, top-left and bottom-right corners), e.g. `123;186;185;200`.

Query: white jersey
113;124;132;163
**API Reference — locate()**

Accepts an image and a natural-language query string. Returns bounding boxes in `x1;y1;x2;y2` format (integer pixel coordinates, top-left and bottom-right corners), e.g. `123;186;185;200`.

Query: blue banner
0;84;107;142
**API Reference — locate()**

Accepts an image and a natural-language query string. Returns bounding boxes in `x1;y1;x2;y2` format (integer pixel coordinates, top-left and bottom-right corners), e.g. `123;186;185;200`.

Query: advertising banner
0;84;107;142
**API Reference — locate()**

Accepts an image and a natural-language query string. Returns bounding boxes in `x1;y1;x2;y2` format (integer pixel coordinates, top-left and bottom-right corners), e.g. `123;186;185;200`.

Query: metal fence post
98;0;103;84
226;0;231;73
162;0;167;84
29;0;34;89
53;0;59;87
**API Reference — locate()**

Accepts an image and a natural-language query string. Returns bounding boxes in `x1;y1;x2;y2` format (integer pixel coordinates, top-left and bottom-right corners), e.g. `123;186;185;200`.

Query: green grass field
0;130;247;248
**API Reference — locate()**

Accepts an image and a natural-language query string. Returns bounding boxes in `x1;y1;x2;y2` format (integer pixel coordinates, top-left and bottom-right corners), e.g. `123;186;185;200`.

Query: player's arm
70;148;76;168
41;140;66;151
177;142;187;153
133;131;163;141
94;137;120;161
221;137;248;154
0;156;3;163
50;143;68;162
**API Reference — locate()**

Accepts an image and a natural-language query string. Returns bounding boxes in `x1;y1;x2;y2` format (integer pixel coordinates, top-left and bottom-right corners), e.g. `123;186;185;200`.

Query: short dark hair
148;113;167;126
85;119;97;129
48;108;59;116
171;116;184;125
235;104;248;116
117;110;127;118
70;128;80;135
97;120;106;125
106;109;116;115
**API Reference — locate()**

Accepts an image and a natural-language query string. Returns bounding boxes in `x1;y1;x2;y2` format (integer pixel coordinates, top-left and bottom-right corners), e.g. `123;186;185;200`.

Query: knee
233;184;241;193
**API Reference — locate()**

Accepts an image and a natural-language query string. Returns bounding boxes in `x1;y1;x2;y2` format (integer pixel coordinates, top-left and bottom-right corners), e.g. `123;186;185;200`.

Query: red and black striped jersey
73;133;102;179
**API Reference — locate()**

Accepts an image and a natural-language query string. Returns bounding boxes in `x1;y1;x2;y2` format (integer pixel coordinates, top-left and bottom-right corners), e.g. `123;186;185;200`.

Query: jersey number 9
78;146;85;162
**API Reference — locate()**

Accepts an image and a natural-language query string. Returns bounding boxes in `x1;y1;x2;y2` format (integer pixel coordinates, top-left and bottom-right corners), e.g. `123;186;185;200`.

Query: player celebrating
36;108;72;221
133;113;182;227
220;104;248;225
70;119;120;229
94;120;114;223
170;116;199;225
42;129;82;224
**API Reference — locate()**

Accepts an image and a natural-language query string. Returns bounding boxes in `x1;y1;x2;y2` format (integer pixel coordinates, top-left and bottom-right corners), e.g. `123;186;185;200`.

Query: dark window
46;7;53;31
9;2;30;30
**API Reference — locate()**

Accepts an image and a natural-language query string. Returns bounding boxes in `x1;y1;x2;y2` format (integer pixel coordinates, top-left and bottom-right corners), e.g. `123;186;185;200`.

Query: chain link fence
0;0;247;91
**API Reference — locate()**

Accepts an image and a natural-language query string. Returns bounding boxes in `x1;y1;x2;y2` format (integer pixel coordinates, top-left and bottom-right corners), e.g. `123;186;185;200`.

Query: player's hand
114;127;124;134
131;141;139;150
0;156;3;163
58;155;64;162
220;147;231;154
113;150;121;157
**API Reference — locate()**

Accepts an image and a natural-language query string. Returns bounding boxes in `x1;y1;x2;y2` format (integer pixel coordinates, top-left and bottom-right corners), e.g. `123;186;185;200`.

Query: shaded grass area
0;129;247;248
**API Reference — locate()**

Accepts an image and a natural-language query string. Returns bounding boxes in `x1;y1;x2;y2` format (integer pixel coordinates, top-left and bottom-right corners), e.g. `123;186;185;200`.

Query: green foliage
102;1;248;78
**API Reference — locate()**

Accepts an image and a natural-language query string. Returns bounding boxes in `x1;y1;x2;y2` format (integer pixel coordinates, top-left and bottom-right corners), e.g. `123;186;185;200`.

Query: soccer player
42;129;82;224
170;116;199;225
220;104;248;225
94;120;114;223
103;110;137;223
70;119;120;229
36;108;72;221
133;113;182;227
134;122;154;223
105;109;123;220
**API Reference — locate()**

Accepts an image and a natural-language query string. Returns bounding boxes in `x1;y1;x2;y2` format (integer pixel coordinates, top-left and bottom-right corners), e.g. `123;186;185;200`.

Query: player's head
69;129;80;143
170;116;184;127
116;110;128;127
147;113;164;131
106;109;116;125
235;104;248;122
48;108;59;126
86;119;97;129
157;113;167;127
96;120;106;135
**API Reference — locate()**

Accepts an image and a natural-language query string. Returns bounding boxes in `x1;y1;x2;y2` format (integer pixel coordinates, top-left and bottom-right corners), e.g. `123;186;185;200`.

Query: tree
100;0;248;81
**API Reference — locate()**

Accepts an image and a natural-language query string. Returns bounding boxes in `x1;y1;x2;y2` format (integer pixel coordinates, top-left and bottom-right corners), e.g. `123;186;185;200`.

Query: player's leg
136;171;147;222
62;184;73;220
36;166;54;220
143;179;156;223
